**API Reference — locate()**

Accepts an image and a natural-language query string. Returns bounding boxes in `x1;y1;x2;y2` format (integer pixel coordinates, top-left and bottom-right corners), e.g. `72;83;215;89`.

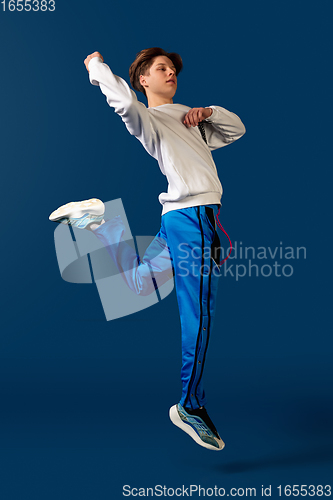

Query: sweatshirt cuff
204;106;217;123
88;56;103;71
88;56;103;86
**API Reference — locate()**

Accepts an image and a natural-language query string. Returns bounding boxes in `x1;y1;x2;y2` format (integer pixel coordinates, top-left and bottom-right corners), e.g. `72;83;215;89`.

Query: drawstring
215;208;232;266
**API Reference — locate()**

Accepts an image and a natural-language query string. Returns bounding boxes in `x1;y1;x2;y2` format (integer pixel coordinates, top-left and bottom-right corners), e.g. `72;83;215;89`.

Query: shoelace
198;121;232;267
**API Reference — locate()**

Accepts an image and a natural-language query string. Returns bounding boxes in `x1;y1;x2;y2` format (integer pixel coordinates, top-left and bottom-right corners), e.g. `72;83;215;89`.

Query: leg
164;204;224;450
92;215;173;296
161;204;221;410
49;197;173;296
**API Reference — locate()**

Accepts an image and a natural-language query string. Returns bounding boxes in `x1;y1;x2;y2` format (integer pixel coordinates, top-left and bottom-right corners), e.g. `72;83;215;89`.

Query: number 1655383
1;0;55;11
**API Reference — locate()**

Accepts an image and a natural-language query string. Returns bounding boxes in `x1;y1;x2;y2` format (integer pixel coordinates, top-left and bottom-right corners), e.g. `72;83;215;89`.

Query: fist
84;52;104;73
183;107;213;127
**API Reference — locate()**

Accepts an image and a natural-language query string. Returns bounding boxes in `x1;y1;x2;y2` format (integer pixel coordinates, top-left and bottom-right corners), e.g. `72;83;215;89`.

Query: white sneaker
49;198;105;229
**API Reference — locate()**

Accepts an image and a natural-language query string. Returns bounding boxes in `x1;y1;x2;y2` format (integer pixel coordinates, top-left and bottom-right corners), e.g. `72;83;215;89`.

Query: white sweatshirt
88;56;246;216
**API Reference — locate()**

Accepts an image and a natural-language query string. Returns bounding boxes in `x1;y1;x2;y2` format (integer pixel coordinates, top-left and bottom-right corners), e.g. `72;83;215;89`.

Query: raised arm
85;53;156;155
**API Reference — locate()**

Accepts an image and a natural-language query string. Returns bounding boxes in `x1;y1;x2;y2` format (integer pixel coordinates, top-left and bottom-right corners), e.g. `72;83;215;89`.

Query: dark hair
129;47;183;98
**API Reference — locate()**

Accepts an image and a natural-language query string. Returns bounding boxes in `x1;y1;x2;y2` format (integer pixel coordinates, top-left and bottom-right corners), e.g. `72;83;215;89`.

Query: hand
84;51;104;73
183;107;213;127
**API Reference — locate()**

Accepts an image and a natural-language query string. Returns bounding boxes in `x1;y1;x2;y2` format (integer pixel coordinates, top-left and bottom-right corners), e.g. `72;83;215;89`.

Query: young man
49;47;246;451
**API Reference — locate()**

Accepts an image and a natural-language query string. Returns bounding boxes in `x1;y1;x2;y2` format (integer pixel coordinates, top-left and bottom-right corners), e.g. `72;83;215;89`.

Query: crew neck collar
149;103;181;109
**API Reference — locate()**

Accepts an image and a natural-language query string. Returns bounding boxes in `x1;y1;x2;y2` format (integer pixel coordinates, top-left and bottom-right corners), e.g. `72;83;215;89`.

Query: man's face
140;55;177;99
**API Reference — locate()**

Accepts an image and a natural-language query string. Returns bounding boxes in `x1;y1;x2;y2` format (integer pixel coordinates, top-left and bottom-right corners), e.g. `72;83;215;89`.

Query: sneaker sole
49;198;105;222
169;405;225;451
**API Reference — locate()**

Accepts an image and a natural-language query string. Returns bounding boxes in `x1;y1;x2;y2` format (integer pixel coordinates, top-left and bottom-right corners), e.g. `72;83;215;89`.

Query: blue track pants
93;203;222;410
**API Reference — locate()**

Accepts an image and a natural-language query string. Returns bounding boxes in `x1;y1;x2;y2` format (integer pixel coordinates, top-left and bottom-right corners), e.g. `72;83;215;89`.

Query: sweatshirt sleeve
88;56;156;155
203;105;246;152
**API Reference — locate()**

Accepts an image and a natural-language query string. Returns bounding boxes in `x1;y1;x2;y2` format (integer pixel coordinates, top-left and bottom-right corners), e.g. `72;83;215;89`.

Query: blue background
0;0;332;498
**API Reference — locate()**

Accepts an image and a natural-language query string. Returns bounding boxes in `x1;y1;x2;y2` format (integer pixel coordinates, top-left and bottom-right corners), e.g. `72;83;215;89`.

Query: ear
140;74;146;87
